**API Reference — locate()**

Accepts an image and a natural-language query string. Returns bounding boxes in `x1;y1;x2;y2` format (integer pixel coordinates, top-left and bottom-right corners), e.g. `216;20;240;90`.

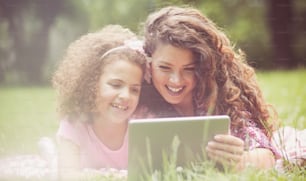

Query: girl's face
96;59;143;124
150;43;196;107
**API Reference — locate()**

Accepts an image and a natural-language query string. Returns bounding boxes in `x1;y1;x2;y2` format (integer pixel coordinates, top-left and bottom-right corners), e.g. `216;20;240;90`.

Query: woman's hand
206;134;244;169
206;134;276;170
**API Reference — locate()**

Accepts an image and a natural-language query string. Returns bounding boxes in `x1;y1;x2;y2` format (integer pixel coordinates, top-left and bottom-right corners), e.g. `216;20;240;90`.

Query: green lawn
0;86;58;156
257;69;306;129
0;69;305;180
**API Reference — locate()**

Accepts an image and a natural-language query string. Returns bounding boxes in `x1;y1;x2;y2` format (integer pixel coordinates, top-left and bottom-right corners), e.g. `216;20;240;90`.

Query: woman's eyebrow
155;60;195;67
183;62;196;67
156;60;172;65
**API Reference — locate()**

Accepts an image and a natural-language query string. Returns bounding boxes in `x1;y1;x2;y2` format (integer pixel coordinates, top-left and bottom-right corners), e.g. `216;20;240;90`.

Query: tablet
127;115;230;180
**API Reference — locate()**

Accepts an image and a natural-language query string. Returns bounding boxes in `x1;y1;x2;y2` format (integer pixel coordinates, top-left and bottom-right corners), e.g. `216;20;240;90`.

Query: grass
257;69;306;129
0;86;58;156
0;69;305;180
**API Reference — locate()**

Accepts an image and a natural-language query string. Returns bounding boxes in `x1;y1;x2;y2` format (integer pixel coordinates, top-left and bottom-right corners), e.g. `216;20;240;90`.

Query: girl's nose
119;87;130;99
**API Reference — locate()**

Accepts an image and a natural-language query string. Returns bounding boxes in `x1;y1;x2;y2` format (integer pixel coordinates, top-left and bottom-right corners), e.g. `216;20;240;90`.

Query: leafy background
0;0;305;85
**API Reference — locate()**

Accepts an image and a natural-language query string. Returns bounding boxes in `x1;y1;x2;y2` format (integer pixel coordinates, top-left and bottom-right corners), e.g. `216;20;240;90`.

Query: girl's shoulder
59;119;89;132
57;119;90;146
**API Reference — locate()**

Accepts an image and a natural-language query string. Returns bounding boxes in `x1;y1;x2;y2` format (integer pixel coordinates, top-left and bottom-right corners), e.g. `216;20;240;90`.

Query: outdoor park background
1;0;306;85
0;0;305;178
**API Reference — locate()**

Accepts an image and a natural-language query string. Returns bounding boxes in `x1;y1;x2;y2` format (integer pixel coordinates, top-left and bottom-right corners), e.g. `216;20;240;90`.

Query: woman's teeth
167;86;183;93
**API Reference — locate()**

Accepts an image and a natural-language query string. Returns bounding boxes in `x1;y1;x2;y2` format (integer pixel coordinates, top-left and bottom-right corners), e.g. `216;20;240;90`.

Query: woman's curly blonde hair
143;6;278;136
53;25;146;121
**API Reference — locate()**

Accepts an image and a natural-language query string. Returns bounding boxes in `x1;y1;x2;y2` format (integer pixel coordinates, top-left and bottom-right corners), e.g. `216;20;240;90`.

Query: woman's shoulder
138;82;179;117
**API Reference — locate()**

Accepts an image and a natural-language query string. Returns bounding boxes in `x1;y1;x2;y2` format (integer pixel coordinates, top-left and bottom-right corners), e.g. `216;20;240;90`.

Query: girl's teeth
112;103;128;110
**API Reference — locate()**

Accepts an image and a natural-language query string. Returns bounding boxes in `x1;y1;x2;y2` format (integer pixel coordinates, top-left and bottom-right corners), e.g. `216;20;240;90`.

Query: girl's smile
111;102;128;111
96;59;143;123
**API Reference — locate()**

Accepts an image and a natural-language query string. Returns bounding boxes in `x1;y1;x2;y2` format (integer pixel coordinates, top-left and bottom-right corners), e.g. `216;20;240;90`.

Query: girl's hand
206;134;244;168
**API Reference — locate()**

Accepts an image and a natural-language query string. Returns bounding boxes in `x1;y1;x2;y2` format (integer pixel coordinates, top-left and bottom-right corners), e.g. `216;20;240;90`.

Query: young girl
138;6;280;170
52;25;146;179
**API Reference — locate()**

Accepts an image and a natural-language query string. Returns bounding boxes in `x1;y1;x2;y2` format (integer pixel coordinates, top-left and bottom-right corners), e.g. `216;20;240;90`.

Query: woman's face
150;43;196;107
95;59;143;124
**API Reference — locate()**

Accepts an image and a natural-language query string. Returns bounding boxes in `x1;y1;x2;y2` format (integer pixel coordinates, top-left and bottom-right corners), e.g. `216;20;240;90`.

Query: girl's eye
131;87;141;95
109;82;122;88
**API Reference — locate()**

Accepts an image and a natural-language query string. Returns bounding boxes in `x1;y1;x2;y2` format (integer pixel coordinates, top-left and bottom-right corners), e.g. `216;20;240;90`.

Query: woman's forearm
239;148;276;170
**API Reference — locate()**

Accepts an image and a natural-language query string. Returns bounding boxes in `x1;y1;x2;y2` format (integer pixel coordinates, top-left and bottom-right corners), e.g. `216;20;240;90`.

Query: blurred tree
0;0;305;85
293;0;306;67
0;0;85;84
83;0;151;32
267;0;296;68
0;0;60;84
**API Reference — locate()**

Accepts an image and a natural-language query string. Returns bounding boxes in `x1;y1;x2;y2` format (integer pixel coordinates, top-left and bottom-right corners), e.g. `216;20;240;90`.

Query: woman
138;6;280;170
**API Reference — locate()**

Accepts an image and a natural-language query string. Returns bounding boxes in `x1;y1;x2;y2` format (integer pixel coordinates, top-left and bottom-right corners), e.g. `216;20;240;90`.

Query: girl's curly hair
143;6;278;136
53;25;146;121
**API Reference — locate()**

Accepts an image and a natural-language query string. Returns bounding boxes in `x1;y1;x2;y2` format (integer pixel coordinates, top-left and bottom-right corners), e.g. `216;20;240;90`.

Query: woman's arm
240;148;275;169
206;134;276;170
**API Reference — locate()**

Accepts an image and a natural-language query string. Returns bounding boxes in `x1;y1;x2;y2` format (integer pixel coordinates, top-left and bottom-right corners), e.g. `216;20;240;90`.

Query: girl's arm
57;137;81;180
206;134;276;170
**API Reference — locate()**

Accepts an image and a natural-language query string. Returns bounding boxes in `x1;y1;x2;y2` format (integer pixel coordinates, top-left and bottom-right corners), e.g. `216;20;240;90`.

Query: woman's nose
169;71;182;84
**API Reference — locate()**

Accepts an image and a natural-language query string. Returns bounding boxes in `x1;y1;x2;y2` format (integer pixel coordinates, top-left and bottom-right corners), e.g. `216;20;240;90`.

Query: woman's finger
207;140;244;156
214;134;244;146
206;145;243;163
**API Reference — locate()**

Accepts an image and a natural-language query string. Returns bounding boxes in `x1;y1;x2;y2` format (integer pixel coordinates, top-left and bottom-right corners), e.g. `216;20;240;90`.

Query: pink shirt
57;120;128;169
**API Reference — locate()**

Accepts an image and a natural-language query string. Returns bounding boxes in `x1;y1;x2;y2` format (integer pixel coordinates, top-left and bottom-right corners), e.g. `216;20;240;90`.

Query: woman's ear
144;58;152;84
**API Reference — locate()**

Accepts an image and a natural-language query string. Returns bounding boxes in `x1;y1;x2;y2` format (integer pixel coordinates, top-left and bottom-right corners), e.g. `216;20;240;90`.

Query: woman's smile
165;85;185;95
151;43;196;106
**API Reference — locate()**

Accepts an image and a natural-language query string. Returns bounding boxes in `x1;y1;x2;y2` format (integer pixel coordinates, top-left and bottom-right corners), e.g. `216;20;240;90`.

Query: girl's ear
144;58;152;84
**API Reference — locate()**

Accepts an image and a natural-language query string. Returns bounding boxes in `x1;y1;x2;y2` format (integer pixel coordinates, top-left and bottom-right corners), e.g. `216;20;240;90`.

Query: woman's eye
159;65;171;71
184;67;195;72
